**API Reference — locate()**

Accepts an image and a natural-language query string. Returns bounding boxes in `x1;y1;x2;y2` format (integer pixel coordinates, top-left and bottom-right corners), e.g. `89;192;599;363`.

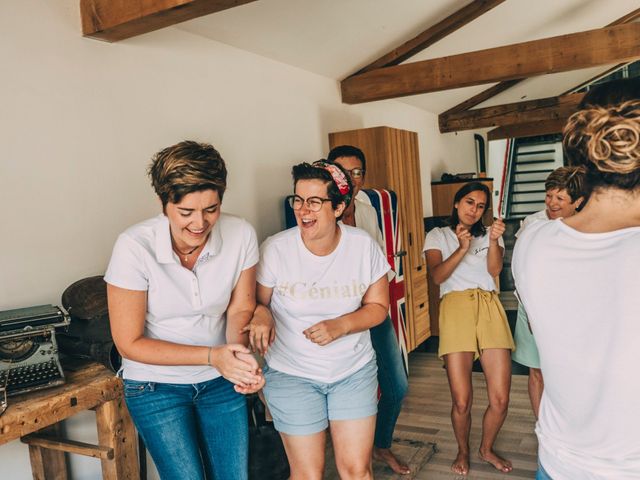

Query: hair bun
564;100;640;175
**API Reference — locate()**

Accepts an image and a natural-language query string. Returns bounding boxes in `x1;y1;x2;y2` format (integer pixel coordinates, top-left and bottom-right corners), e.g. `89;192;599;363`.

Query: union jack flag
361;189;409;375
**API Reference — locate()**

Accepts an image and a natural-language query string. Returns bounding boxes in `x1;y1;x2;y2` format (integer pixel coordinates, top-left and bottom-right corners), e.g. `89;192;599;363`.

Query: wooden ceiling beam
441;79;522;116
439;92;585;133
444;7;640;115
613;7;640;25
80;0;257;42
342;22;640;104
487;119;567;141
354;0;505;75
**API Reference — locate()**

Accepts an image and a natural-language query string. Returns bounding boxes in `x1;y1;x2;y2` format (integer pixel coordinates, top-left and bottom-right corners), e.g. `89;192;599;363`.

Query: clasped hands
209;344;264;394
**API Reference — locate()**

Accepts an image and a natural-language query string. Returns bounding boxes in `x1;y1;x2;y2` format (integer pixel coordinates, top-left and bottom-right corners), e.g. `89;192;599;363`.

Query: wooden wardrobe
329;126;430;351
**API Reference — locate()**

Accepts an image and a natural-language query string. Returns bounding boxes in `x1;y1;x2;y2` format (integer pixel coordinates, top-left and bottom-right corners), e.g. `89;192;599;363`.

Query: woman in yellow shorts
424;182;514;476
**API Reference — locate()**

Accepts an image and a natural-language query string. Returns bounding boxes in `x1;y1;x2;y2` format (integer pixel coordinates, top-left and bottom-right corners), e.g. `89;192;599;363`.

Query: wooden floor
391;352;538;479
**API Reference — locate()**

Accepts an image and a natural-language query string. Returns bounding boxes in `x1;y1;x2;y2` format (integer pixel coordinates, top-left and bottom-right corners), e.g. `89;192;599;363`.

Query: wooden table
0;358;139;479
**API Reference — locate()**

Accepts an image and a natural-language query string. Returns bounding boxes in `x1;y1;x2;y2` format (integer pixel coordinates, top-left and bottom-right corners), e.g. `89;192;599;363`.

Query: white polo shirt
105;213;258;384
515;209;548;238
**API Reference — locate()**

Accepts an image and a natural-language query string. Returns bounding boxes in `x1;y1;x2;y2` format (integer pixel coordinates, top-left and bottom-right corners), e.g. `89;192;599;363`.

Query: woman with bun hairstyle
512;78;640;479
424;181;514;476
512;165;586;419
256;161;390;480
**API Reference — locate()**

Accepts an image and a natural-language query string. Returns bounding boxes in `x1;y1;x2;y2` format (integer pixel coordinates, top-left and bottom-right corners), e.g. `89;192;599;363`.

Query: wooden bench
0;358;139;479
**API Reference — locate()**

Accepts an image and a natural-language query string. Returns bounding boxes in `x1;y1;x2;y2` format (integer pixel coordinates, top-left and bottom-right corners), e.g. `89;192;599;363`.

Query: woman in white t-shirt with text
257;161;390;480
423;182;514;476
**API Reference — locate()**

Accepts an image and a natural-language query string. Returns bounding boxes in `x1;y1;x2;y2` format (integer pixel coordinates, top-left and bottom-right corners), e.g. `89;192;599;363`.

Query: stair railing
497;138;517;218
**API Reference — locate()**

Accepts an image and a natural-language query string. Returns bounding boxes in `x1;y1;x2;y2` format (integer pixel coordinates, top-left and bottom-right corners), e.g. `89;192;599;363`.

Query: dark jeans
370;316;409;449
124;376;248;480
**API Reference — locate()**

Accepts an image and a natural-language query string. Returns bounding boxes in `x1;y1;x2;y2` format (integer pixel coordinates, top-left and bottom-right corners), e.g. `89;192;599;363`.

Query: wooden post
94;398;139;480
27;424;68;480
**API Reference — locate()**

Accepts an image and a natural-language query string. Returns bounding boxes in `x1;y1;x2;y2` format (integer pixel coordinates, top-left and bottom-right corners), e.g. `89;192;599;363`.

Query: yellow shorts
438;288;515;360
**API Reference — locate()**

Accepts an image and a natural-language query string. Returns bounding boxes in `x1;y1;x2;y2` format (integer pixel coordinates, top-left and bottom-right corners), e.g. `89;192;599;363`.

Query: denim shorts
262;357;378;435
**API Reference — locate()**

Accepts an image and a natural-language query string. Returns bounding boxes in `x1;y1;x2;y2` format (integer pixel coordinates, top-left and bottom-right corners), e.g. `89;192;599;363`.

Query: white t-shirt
105;213;259;384
515;209;548;238
353;197;384;249
257;223;390;383
512;220;640;479
423;226;504;297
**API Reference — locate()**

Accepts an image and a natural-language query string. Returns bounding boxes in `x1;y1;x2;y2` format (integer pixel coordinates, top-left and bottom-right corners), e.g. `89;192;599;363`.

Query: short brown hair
148;140;227;206
545;166;586;202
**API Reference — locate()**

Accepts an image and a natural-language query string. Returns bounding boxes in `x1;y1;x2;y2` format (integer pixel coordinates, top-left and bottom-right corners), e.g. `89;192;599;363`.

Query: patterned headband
312;161;351;196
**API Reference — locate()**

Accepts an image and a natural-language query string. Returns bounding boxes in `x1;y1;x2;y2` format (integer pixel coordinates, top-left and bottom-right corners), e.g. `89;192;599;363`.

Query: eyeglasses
286;195;332;212
345;168;365;179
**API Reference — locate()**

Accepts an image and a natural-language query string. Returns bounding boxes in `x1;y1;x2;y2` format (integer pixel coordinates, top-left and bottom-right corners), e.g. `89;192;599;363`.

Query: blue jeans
123;376;248;480
536;463;553;480
370;316;408;449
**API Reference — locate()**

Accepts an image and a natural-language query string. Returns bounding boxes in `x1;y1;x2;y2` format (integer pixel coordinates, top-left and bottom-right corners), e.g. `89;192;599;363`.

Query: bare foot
451;450;470;476
373;447;411;475
478;449;512;473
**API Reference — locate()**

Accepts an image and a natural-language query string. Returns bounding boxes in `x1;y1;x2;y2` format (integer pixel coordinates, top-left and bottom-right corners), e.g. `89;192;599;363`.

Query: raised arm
486;218;505;277
241;283;276;355
303;274;389;346
426;225;471;285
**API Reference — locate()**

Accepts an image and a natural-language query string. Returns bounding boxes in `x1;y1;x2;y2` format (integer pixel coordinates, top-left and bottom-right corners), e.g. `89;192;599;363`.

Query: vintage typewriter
0;305;69;410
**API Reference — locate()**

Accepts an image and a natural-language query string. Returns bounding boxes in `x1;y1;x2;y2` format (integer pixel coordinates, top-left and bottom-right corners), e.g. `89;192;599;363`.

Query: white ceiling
177;0;640;114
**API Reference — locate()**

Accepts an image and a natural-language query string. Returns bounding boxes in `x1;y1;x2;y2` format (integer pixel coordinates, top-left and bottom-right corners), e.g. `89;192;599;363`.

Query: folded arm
304;275;389;346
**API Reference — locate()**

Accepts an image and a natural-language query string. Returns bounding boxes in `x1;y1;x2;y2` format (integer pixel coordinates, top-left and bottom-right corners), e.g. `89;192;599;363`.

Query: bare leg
331;416;376;480
280;430;326;480
444;352;475;476
528;367;544;419
478;348;513;473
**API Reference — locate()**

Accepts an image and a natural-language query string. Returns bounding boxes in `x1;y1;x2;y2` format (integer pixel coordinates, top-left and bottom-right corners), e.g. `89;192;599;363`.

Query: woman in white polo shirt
257;161;390;480
512;166;585;420
105;141;264;480
423;182;513;476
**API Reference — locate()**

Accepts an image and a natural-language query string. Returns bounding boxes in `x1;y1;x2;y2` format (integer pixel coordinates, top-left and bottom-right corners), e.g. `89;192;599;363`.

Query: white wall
0;1;475;478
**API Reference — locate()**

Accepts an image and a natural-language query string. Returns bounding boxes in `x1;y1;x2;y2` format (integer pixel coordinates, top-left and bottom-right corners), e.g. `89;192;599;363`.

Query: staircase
503;137;563;219
499;136;563;301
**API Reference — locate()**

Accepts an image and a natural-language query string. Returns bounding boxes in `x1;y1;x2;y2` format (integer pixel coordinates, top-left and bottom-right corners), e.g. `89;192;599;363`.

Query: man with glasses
327;146;411;475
